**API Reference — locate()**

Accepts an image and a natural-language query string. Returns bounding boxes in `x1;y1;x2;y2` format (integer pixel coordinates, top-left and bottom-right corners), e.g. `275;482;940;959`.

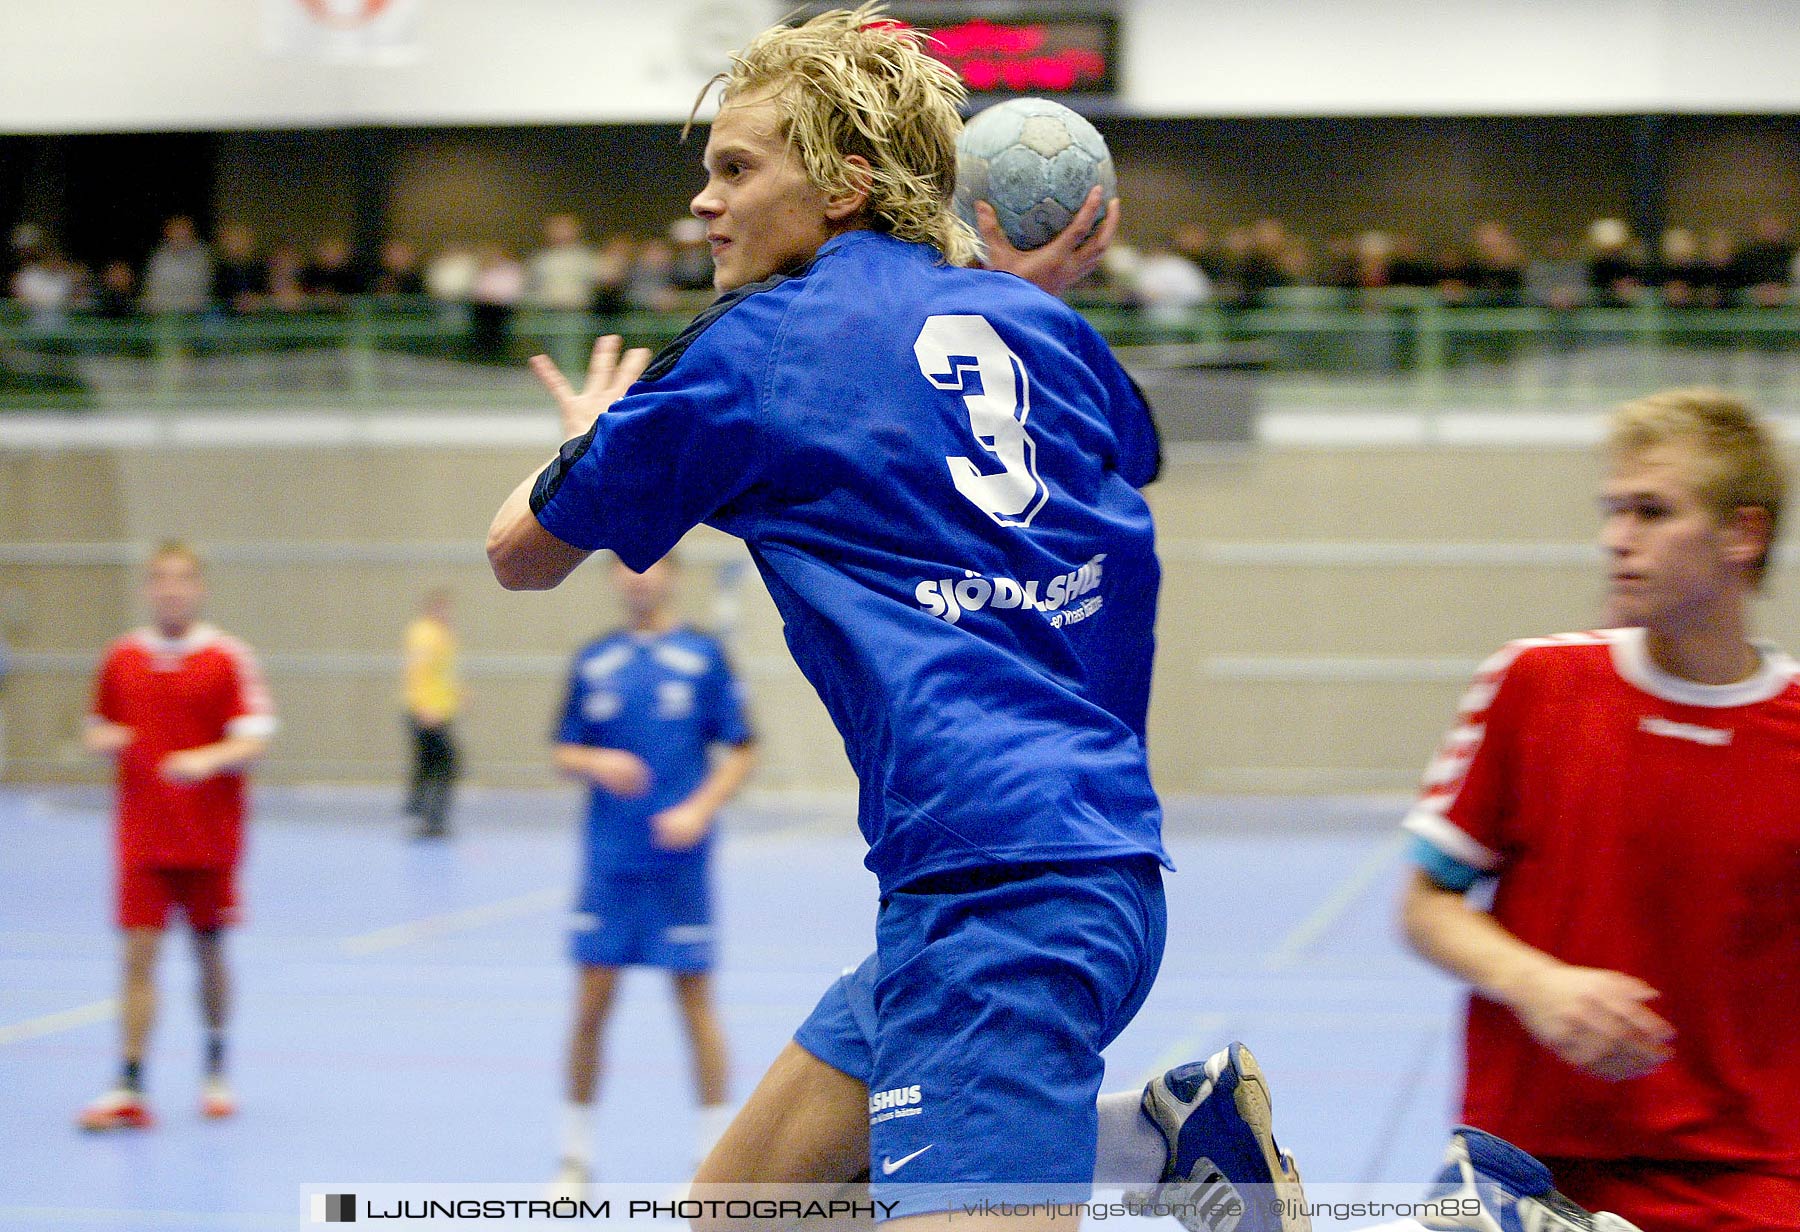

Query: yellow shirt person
403;612;461;725
402;590;460;838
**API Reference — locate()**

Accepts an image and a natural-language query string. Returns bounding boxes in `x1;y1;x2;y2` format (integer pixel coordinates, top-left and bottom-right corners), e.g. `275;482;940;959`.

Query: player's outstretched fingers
585;334;624;394
1083;195;1123;259
1051;186;1105;253
1059;191;1119;284
618;345;652;389
974;200;1011;255
529;352;575;403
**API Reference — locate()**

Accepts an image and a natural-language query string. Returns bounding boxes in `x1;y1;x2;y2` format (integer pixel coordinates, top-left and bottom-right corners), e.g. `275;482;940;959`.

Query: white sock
695;1102;735;1166
562;1101;593;1168
1093;1089;1169;1184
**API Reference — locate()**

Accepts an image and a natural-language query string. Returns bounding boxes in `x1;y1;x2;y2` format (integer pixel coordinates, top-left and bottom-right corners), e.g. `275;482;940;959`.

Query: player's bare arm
1401;869;1675;1081
159;735;270;785
978;184;1120;295
552;743;652;798
82;718;134;755
487;336;653;591
650;742;756;850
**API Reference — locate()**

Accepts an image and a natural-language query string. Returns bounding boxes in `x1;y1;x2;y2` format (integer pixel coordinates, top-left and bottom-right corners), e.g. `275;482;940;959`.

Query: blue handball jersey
556;626;753;873
534;231;1168;891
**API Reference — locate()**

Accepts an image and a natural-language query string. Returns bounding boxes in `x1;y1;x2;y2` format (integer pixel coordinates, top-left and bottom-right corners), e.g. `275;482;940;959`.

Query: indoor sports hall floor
1;785;1467;1230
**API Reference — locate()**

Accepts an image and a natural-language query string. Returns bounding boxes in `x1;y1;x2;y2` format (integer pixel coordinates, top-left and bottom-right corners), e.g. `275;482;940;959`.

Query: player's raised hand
529;335;653;442
978;185;1120;295
1510;964;1676;1081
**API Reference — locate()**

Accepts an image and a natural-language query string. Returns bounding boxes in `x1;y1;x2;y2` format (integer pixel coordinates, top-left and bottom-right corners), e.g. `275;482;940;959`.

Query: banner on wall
262;0;424;65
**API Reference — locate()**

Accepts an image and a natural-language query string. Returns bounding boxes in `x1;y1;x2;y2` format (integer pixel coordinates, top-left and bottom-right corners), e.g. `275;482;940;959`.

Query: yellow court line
1265;831;1408;972
338;886;565;957
0;998;118;1047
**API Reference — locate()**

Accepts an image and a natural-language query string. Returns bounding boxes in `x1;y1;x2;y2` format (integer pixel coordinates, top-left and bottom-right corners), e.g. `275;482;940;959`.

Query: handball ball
954;97;1116;252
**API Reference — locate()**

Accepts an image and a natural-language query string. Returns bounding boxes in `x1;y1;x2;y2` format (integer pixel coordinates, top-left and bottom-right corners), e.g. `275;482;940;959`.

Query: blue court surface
0;786;1467;1230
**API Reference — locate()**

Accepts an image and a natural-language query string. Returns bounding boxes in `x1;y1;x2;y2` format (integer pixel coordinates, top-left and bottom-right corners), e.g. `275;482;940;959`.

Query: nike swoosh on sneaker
880;1145;934;1175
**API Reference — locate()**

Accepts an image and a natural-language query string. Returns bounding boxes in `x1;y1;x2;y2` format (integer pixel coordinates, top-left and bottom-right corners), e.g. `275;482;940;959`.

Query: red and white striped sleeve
219;635;278;740
1401;640;1538;875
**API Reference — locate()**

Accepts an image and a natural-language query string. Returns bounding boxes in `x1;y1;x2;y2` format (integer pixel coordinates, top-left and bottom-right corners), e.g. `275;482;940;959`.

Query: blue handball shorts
794;856;1166;1217
569;861;713;973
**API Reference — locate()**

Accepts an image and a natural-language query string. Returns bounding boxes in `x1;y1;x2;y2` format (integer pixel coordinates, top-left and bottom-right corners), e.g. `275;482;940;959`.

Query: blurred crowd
6;209;1800;333
1;213;720;333
1111;214;1800;318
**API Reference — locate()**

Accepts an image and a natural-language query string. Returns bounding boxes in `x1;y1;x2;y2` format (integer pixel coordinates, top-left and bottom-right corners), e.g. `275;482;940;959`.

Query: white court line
339;886;564;957
0;998;117;1047
0;1207;287;1228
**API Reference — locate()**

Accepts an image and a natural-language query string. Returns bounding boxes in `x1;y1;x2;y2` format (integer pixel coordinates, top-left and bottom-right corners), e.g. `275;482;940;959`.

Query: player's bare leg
122;927;161;1077
193;928;235;1117
673;970;731;1164
554;964;620;1189
689;1042;869;1232
80;927;162;1129
566;963;621;1103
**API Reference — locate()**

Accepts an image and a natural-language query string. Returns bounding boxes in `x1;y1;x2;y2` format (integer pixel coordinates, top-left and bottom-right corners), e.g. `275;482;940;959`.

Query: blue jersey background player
548;556;755;1195
489;8;1306;1229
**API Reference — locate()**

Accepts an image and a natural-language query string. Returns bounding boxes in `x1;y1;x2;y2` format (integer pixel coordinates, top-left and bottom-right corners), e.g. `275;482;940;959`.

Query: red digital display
899;14;1119;96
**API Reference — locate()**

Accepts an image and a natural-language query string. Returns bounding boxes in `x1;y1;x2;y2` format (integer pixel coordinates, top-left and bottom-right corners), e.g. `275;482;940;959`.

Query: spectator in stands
1701;228;1742;308
1209;227;1252;307
1434;242;1474;306
1586;217;1645;307
1278;233;1316;287
1341;230;1394;293
211;222;268;316
1651;227;1707;309
370;239;425;299
1129;239;1210;327
1388;232;1438;289
589;236;635;317
666;217;715;292
263;242;310;313
1172;222;1225;284
1469;221;1526;306
424;245;479;306
303;236;366;308
467;244;525;359
1731;214;1795;308
1525;235;1591;311
1238;217;1294;305
11;241;79;330
140;216;212;315
7;222;46;286
92;261;138;319
625;239;679;313
526;214;601;311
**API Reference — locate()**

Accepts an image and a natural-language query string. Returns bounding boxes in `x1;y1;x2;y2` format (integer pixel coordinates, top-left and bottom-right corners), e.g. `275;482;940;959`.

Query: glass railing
3;291;1797;412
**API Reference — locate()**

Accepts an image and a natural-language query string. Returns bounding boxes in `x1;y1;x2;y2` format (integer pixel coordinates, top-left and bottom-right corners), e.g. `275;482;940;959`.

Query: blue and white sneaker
1419;1127;1643;1232
1139;1042;1311;1232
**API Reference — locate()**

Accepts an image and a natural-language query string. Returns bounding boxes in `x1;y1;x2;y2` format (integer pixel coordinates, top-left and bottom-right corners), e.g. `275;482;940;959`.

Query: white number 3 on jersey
913;314;1048;528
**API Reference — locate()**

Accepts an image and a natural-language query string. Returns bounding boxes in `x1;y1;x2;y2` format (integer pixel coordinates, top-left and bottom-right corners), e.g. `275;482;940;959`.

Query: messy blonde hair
692;4;979;266
148;540;204;572
1609;387;1787;585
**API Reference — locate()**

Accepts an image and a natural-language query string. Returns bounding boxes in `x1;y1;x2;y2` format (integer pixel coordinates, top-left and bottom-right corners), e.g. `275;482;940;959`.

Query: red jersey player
1401;388;1800;1232
78;542;275;1131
